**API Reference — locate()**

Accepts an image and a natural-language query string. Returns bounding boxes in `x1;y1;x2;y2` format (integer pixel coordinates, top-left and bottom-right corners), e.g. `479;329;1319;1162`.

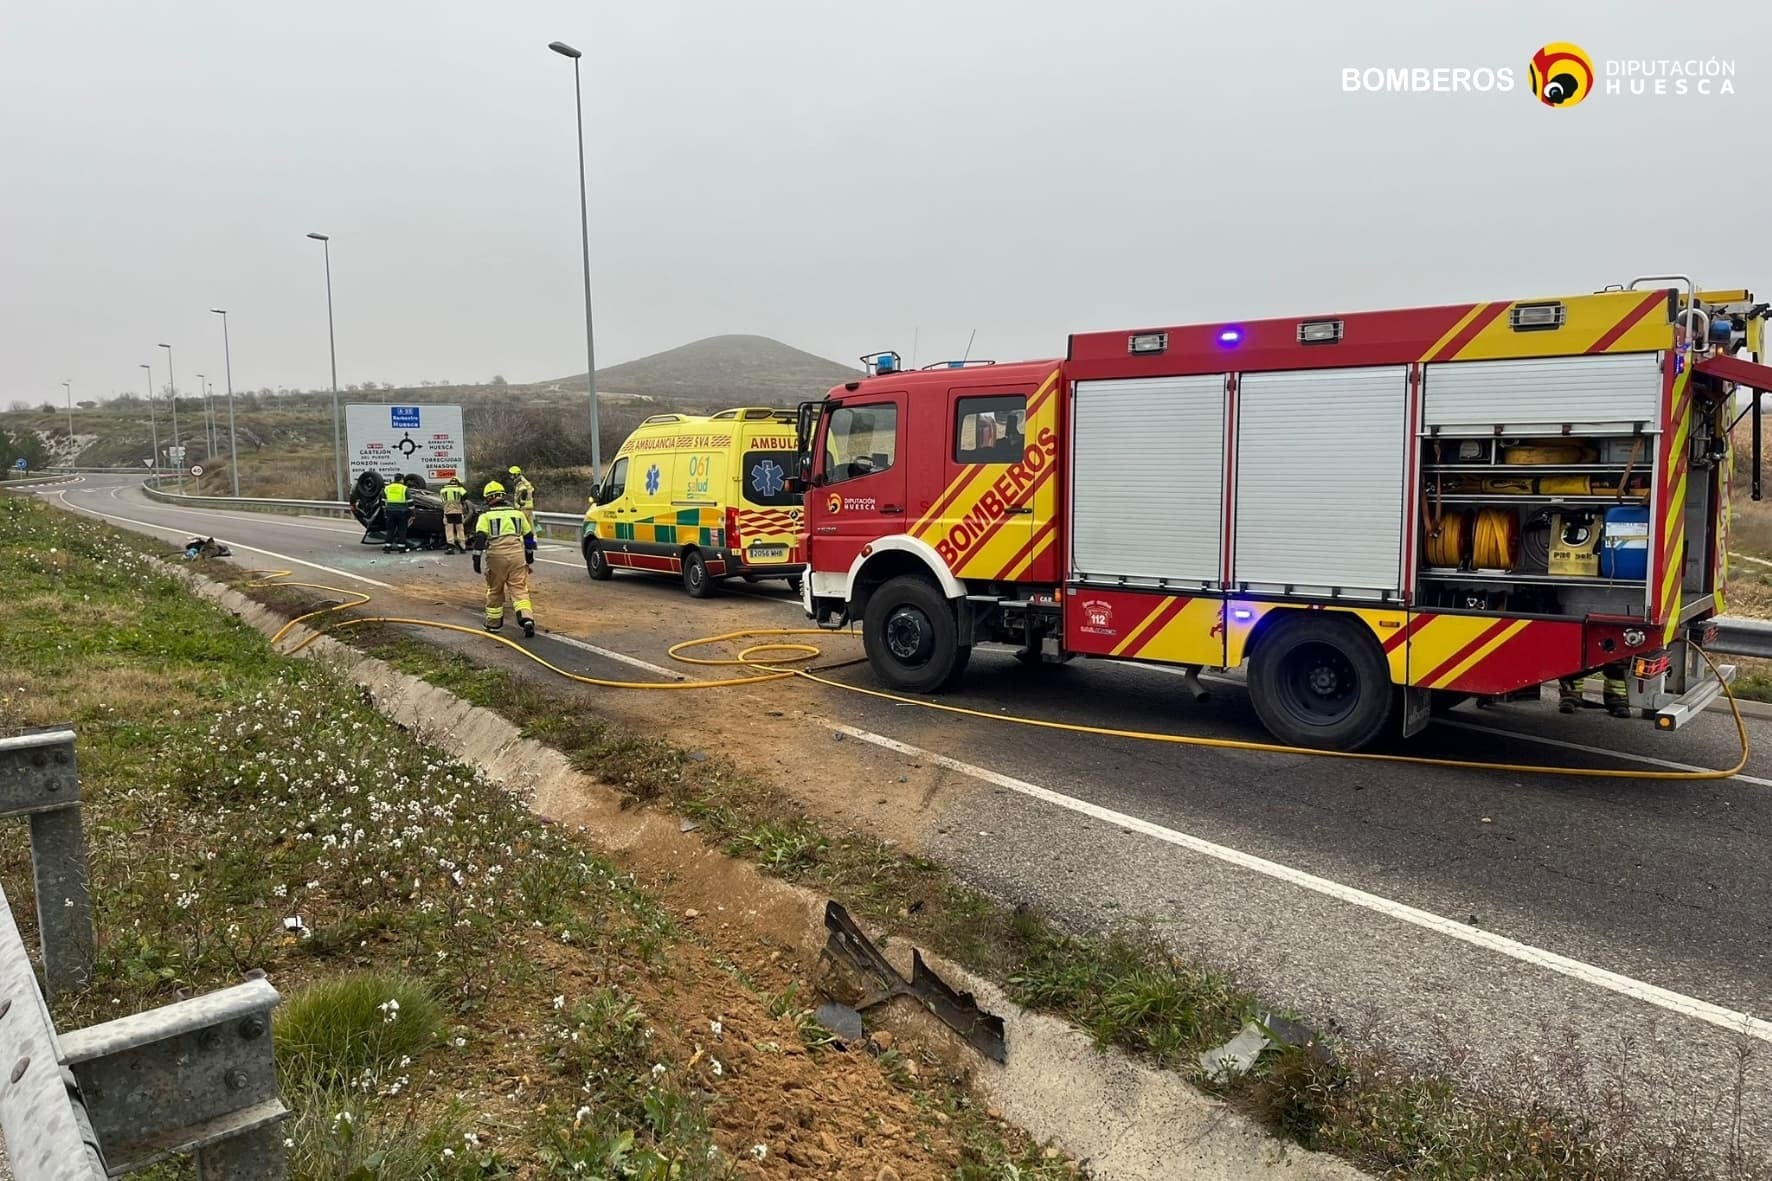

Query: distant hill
544;335;859;407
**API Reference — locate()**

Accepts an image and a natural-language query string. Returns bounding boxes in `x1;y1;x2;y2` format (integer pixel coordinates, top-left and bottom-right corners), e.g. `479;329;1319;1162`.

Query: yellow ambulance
582;408;805;597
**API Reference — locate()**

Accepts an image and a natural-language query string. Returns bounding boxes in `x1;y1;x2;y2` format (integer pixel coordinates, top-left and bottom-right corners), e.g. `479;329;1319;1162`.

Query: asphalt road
31;475;1772;1169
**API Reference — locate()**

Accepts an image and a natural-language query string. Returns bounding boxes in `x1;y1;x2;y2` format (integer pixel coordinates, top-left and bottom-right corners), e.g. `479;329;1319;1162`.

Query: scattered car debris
814;1001;865;1046
819;900;1006;1063
1198;1012;1335;1081
183;537;231;560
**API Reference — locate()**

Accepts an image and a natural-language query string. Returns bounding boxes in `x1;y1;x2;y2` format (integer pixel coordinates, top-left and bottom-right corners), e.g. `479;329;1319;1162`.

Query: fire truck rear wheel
1248;614;1391;751
864;575;971;693
683;549;715;598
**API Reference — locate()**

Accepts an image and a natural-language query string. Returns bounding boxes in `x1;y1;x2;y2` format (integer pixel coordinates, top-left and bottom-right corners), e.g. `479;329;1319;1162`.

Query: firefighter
1558;662;1631;718
471;480;536;637
381;473;412;553
507;465;536;531
440;476;468;554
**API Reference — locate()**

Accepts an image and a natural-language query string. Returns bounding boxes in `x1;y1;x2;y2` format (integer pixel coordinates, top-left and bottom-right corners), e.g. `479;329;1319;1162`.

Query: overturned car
348;471;477;549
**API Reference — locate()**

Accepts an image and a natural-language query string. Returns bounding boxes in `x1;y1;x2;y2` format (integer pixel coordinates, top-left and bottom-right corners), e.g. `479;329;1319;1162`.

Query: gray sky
2;0;1768;405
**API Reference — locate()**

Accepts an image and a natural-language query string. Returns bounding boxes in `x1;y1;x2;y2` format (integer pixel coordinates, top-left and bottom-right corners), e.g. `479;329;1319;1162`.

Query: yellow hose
244;572;1749;782
1471;508;1521;570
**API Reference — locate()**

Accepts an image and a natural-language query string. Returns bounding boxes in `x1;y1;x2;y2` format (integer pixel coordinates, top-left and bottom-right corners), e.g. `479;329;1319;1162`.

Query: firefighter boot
520;613;535;639
1603;672;1632;719
1557;677;1583;714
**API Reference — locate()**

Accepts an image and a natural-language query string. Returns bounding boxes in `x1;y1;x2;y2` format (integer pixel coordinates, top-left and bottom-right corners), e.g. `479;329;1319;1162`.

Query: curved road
30;475;1772;1169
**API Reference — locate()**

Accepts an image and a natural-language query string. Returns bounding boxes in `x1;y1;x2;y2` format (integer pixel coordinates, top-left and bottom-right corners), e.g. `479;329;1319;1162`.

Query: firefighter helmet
482;480;507;499
508;465;522;476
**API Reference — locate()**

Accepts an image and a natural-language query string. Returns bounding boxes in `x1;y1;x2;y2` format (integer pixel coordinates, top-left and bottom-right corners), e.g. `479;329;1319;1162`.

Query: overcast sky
2;0;1768;405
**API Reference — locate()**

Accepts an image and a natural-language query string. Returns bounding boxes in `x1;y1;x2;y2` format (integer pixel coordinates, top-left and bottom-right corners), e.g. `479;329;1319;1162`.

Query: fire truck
791;278;1772;751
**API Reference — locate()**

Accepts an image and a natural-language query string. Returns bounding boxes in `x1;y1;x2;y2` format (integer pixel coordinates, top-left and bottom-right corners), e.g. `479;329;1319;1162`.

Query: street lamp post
548;39;603;478
158;343;182;493
138;364;160;475
306;233;344;500
211;309;239;496
194;374;208;462
61;380;73;453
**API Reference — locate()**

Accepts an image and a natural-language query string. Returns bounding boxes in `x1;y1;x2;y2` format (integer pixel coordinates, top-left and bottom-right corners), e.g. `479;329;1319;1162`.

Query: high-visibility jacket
384;480;409;505
472;506;533;555
440;483;466;514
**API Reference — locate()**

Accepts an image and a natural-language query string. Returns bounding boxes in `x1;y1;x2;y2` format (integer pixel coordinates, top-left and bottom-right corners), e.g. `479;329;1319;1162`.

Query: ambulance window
954;395;1027;464
824;405;898;485
601;456;628;503
742;450;798;506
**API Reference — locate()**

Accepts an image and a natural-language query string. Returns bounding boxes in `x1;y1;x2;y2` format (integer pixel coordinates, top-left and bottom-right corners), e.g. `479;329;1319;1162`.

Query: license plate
748;545;787;561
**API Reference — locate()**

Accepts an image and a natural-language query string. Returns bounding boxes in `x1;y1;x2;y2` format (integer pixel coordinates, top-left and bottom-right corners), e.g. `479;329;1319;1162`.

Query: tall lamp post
138;363;160;475
211;309;240;496
158;343;182;493
194;374;208;461
60;380;73;456
306;232;344;500
547;39;603;478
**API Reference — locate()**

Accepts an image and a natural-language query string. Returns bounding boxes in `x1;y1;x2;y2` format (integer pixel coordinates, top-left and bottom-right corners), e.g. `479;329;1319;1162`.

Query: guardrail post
59;977;287;1179
0;731;95;999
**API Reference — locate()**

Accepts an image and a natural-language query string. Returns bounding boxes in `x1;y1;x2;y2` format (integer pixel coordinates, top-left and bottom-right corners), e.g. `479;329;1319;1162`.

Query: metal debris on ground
182;537;231;560
818;900;1006;1063
814;1001;865;1046
1198;1012;1335;1081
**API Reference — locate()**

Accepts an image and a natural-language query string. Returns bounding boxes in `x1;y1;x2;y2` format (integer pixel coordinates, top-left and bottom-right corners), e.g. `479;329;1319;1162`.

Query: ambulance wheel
682;549;715;598
584;541;613;582
863;575;971;693
1247;614;1391;751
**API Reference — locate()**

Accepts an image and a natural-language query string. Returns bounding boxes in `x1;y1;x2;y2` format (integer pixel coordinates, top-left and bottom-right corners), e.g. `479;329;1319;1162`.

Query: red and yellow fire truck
792;279;1772;750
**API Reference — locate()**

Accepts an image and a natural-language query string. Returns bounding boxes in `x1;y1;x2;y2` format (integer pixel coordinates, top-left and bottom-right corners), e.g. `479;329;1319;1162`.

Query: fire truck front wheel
1247;614;1392;751
863;575;971;693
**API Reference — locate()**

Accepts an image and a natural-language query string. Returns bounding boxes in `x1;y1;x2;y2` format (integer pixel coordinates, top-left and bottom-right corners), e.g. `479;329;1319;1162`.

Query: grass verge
0;495;1073;1180
349;633;1758;1181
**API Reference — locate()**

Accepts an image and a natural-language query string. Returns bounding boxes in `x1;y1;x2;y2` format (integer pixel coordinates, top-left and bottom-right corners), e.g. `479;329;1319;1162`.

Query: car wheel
585;541;613;581
1248;613;1393;750
683;549;715;598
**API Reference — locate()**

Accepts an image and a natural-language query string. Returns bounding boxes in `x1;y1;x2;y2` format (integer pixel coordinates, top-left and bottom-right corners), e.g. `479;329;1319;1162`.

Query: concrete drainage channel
171;564;1366;1181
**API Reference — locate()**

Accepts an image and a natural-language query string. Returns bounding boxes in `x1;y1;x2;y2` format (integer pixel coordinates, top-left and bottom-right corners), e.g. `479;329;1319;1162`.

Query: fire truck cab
795;281;1772;751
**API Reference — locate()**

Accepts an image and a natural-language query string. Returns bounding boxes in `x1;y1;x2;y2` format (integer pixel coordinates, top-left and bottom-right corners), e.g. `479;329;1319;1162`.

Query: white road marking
1435;719;1772;788
825;720;1772;1045
47;492;394;589
543;633;686;680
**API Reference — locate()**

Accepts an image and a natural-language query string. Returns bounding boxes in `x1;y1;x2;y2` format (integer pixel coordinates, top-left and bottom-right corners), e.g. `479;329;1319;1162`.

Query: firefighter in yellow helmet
470;480;536;637
439;476;468;554
507;465;536;531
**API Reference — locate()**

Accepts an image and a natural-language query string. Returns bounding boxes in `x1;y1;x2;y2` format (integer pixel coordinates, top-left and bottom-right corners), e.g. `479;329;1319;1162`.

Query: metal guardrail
1711;618;1772;659
0;732;287;1179
138;481;586;541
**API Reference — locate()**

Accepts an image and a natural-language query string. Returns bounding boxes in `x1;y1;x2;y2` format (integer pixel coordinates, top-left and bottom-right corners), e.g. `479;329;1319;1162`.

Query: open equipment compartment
1415;352;1662;621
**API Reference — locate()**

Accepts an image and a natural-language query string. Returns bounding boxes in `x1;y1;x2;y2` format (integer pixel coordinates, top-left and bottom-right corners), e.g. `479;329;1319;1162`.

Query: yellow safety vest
475;506;530;551
385;481;409;505
440;484;466;511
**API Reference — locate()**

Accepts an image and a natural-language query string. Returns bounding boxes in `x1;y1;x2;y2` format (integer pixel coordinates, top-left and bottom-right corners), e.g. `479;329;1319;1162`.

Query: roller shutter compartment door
1423;353;1662;434
1234;365;1408;598
1071;375;1225;587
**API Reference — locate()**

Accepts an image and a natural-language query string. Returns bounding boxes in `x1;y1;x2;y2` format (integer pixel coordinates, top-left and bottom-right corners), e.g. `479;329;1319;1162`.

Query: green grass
276;972;444;1087
0;497;1074;1181
344;633;1751;1181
